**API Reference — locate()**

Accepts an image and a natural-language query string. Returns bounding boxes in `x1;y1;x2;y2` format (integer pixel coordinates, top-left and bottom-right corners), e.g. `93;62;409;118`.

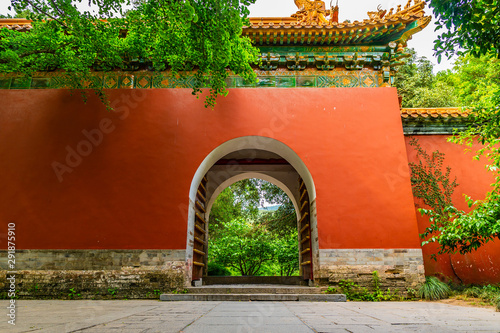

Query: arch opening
206;172;300;219
186;136;318;285
207;177;300;277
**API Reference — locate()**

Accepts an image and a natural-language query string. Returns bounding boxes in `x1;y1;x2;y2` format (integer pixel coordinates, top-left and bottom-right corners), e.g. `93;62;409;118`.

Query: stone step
160;293;346;302
202;276;307;286
186;285;326;294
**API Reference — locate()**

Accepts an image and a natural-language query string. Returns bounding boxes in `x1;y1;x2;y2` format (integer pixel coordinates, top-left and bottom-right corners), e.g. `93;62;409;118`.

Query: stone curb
160;293;346;302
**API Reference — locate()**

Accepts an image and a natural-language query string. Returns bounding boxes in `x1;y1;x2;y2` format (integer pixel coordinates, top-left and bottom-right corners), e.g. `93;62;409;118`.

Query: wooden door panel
192;175;208;281
298;178;313;281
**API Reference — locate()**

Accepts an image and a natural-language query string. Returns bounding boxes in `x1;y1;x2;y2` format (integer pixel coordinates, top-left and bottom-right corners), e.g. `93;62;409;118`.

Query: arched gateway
14;1;500;298
186;137;318;283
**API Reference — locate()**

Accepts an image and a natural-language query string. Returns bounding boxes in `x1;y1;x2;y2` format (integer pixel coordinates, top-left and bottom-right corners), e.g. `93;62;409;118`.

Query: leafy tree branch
2;0;259;107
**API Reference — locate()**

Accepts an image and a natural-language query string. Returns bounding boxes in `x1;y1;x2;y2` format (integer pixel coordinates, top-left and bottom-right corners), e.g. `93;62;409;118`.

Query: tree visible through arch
207;178;299;277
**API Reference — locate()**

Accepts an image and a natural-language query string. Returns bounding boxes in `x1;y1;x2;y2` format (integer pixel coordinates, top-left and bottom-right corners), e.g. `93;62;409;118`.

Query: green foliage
453;54;500;108
406;288;418;299
429;195;500;254
418;276;451;300
425;53;500;255
429;0;500;59
171;288;188;294
452;284;500;310
439;54;500;255
408;138;463;257
2;0;259;107
68;287;81;299
209;178;273;230
393;48;458;108
145;289;162;298
27;284;40;294
273;229;299;277
405;53;500;255
258;201;297;236
324;273;403;301
372;271;380;291
209;218;275;276
207;262;232;276
426;284;500;310
208;178;299;276
337;279;373;301
409;138;458;217
463;284;500;299
425;1;500;255
107;287;117;297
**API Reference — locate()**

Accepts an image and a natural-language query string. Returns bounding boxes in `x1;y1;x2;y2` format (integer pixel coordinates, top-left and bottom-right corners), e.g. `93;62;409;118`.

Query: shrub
455;284;500;310
327;274;403;301
207;262;231;276
419;276;451;300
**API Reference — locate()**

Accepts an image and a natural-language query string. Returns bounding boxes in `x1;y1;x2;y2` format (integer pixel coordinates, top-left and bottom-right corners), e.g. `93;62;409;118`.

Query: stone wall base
0;268;185;299
0;250;188;299
0;250;186;270
316;249;425;295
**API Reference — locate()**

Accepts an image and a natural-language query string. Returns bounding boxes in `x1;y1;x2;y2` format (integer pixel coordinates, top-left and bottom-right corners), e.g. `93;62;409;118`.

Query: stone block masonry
316;249;425;294
0;250;186;299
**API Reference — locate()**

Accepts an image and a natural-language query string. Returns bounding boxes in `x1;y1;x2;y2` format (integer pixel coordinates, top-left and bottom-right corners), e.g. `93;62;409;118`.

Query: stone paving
1;300;499;333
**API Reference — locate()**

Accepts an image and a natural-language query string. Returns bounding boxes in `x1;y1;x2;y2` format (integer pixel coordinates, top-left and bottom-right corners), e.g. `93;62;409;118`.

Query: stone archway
186;136;318;284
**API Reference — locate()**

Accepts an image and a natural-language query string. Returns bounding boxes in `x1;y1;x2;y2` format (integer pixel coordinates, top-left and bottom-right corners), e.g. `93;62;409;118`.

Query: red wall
405;135;500;284
1;88;419;250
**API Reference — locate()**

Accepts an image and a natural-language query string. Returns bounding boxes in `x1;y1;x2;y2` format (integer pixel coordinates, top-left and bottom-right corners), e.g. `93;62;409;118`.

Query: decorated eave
401;108;470;119
0;0;431;87
243;0;430;46
401;108;471;135
0;18;32;32
244;0;430;76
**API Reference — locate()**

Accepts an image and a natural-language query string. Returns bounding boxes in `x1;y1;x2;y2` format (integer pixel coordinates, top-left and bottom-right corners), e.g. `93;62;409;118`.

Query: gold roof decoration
0;19;32;32
292;0;339;25
401;108;471;119
368;0;426;21
245;0;430;47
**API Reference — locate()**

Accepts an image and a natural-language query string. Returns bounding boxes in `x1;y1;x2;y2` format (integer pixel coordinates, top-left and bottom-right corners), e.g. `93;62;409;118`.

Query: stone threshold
160;294;346;302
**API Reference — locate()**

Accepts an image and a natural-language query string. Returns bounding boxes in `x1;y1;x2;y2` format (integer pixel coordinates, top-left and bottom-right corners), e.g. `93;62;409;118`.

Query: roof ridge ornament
368;0;425;21
292;0;339;26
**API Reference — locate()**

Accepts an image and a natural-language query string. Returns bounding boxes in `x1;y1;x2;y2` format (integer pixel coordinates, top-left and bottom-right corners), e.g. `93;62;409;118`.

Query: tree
209;178;267;237
208;178;299;276
258;202;296;237
273;230;299;276
1;0;259;107
209;218;275;276
393;48;458;108
436;53;500;254
429;0;500;59
420;1;500;254
453;54;500;108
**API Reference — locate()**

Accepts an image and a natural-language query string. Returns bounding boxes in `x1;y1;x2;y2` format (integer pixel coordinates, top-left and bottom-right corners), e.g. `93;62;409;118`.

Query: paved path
1;300;499;332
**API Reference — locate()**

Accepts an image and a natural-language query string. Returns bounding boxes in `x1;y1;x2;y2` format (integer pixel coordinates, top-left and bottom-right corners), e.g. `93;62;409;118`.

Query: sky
0;0;455;72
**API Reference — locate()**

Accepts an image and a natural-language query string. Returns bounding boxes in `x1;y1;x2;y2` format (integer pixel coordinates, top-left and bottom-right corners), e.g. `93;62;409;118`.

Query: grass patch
451;284;500;311
419;276;451;300
324;271;405;301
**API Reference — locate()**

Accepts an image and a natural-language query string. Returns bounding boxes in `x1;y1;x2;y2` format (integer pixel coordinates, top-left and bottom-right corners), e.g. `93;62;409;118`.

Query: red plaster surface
405;135;500;284
1;88;419;250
